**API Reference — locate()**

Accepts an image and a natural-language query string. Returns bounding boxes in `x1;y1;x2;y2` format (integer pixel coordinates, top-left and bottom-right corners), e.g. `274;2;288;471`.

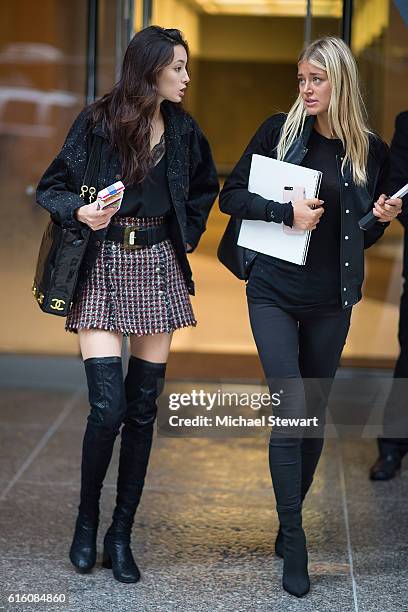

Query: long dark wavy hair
89;26;189;185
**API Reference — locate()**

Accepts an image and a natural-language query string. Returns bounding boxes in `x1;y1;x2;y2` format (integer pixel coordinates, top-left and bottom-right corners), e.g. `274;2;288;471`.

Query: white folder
237;154;322;265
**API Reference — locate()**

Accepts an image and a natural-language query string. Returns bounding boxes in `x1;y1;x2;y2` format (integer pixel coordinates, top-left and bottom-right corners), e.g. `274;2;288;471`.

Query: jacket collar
161;100;191;135
295;113;353;183
91;122;108;138
283;114;323;164
282;114;313;164
161;100;191;169
301;114;316;147
91;101;191;170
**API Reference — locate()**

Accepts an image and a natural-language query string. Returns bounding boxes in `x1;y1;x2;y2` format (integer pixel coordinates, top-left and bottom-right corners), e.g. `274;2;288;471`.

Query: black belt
106;224;169;249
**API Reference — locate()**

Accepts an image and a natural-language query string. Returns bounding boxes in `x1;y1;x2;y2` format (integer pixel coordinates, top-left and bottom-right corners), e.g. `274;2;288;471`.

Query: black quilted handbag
32;135;102;316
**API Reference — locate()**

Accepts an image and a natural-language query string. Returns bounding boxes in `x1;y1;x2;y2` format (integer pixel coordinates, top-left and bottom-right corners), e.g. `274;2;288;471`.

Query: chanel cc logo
50;298;66;311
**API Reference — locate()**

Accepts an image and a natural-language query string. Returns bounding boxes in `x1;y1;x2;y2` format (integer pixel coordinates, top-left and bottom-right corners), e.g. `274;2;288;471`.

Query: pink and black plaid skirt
65;216;197;336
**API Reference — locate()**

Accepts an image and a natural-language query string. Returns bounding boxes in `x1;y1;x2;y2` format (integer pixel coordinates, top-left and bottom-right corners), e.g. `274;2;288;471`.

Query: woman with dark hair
219;37;401;597
36;26;218;583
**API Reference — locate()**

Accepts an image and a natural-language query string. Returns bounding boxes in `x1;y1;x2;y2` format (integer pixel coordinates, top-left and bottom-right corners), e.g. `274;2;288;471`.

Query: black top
246;128;343;309
117;138;172;218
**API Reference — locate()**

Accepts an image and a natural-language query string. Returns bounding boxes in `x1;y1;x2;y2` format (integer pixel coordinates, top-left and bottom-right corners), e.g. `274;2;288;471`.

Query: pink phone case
282;186;305;235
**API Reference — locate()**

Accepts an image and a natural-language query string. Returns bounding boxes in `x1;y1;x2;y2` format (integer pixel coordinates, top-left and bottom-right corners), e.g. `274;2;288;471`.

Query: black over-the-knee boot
102;356;166;583
69;356;126;573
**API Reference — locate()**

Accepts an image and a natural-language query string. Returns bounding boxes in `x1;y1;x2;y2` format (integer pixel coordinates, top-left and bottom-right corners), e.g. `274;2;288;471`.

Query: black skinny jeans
248;300;352;513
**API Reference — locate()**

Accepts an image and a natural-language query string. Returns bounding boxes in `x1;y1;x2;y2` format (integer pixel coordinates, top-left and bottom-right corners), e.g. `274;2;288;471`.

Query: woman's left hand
372;194;403;223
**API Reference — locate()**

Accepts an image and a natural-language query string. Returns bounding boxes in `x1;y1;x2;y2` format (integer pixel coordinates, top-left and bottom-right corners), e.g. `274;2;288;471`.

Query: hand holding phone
291;197;325;231
96;181;125;211
283;186;306;235
359;182;408;230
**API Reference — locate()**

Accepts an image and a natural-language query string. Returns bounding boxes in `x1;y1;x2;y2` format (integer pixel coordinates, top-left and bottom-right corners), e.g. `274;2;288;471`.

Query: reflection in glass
0;1;87;354
347;0;408;364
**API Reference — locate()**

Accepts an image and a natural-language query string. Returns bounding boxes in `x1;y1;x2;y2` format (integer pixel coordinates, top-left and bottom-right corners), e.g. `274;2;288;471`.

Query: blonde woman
219;37;402;597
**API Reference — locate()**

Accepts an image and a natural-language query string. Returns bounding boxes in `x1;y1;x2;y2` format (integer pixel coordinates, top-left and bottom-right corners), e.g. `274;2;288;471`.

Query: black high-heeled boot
69;356;126;573
275;437;324;559
102;356;166;583
279;508;310;598
269;436;310;597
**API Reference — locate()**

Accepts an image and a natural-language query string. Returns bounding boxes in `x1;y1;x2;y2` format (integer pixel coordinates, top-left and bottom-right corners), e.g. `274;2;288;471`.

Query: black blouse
117;136;172;218
246;128;343;309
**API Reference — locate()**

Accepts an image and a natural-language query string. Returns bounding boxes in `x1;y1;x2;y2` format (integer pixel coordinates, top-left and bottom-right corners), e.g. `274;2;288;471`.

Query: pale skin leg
78;329;173;363
129;332;173;363
78;329;123;360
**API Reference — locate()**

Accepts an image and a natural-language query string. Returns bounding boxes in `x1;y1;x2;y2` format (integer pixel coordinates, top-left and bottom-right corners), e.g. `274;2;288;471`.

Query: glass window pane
347;0;408;364
0;0;87;354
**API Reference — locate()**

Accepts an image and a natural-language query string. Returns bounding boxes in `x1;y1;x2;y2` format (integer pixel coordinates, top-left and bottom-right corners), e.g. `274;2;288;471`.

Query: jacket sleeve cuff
265;200;293;226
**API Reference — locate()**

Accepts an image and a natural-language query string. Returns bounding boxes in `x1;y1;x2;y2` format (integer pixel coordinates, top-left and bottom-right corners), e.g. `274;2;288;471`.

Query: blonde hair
277;37;371;186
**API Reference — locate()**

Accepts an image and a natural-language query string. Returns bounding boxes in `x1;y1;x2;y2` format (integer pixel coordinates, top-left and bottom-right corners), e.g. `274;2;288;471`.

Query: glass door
346;0;408;365
0;0;88;354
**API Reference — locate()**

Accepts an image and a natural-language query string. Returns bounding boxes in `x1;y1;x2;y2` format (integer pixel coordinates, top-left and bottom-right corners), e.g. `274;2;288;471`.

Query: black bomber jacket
36;100;219;298
219;113;391;309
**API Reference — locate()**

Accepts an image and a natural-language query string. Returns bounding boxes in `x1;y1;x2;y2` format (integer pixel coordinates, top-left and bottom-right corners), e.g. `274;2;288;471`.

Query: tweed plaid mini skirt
65;216;197;336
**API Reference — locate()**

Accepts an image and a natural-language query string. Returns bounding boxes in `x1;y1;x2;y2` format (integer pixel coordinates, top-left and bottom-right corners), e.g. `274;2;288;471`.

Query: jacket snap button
345;262;349;267
344;287;347;291
345;182;349;187
346;209;350;213
345;235;349;240
345;301;348;306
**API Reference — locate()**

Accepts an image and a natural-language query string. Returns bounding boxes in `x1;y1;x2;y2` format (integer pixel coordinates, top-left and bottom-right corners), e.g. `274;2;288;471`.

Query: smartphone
96;181;125;211
282;186;305;235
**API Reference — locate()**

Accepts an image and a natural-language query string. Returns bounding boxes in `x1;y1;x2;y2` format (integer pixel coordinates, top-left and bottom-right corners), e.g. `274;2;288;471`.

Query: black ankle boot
279;509;310;597
102;356;166;583
69;356;126;573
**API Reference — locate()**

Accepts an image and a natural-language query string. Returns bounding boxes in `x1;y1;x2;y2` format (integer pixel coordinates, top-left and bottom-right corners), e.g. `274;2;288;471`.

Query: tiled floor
0;387;407;612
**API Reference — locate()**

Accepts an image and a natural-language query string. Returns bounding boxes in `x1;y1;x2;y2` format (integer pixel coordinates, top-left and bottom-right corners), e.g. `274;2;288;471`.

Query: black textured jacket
36;100;219;298
219;113;391;309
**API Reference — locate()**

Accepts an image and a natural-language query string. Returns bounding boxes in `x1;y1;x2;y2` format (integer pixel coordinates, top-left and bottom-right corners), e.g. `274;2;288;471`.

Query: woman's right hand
75;203;117;230
292;198;325;230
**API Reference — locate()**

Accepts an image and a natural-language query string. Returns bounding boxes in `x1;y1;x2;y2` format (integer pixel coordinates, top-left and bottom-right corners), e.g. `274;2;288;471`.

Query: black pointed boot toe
280;509;310;598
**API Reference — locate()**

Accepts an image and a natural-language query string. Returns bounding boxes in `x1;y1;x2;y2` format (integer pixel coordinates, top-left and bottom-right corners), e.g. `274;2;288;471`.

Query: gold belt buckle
123;226;143;249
